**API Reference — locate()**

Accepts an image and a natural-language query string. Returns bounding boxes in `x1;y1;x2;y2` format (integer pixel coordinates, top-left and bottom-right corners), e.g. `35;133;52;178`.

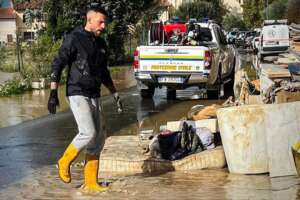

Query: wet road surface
1;53;300;199
0;66;136;128
0;86;220;189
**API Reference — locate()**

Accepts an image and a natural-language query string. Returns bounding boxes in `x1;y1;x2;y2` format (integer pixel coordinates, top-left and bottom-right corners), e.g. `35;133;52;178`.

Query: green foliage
0;77;31;97
26;34;62;79
287;0;300;23
0;46;7;67
44;0;159;65
23;9;35;26
222;14;247;31
265;0;288;20
242;0;264;28
0;47;18;73
175;0;227;23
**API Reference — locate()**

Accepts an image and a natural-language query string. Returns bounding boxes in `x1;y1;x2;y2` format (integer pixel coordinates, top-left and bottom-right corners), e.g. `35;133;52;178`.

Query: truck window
218;29;227;45
214;26;227;45
199;28;212;42
213;26;221;44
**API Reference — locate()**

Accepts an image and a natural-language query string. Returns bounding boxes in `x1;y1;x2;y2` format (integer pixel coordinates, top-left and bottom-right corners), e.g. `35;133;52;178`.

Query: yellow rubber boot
57;144;80;183
81;154;108;192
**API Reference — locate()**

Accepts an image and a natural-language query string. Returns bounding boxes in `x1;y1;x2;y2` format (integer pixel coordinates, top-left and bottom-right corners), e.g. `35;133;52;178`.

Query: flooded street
0;66;136;128
1;53;300;199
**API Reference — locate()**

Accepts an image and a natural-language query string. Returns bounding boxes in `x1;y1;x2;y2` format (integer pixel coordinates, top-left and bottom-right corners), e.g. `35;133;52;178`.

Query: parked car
258;19;290;60
252;30;261;53
235;31;248;48
243;31;256;49
227;31;237;44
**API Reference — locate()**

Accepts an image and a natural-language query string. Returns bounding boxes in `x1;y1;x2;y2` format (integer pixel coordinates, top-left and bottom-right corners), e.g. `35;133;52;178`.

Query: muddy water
0;66;136;128
1;165;300;200
2;53;300;199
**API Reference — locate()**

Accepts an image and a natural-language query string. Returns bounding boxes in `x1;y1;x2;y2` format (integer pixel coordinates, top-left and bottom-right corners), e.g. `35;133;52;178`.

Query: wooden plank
261;64;291;78
275;91;300;103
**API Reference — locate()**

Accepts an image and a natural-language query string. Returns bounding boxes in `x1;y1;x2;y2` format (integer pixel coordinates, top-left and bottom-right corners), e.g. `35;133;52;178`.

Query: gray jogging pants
68;95;106;156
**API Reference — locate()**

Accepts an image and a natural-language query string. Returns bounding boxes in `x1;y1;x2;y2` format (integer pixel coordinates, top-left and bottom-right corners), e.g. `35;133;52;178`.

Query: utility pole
16;33;21;72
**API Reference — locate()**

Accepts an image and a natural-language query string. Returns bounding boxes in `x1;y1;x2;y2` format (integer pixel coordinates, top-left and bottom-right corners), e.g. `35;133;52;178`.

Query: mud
1;52;300;199
1;165;300;200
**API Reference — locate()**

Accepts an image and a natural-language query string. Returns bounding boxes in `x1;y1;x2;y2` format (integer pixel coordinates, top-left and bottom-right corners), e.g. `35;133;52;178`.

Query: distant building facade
223;0;243;14
159;0;244;21
14;0;47;41
0;7;16;43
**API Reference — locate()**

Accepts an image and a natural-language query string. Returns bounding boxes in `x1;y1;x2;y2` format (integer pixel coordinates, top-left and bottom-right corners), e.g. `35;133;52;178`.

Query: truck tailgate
138;46;209;74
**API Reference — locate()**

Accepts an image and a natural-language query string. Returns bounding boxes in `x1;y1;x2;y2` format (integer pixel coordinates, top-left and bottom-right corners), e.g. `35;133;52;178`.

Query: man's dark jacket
51;26;114;98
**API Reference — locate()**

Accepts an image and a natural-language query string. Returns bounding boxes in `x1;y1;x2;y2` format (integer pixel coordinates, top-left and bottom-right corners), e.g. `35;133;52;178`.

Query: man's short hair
86;3;108;17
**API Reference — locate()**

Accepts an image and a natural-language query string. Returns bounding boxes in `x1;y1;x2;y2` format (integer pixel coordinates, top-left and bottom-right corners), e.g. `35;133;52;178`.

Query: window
23;32;35;41
199;27;213;42
215;27;227;45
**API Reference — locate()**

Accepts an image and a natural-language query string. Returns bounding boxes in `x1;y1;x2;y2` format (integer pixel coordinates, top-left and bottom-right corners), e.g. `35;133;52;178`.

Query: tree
44;0;160;65
175;0;227;23
286;0;300;23
264;0;288;20
242;0;264;28
222;14;247;31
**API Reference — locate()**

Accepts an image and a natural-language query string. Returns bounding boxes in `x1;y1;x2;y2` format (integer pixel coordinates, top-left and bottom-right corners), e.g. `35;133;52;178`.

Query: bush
265;0;288;20
287;0;300;23
25;34;62;79
175;0;227;23
0;77;31;96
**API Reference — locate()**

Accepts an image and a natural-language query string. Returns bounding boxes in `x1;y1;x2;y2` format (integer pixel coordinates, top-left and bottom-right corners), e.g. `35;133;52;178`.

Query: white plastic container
217;105;269;174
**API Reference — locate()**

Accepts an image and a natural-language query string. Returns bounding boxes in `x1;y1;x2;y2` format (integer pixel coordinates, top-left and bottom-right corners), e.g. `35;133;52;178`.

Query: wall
0;19;16;42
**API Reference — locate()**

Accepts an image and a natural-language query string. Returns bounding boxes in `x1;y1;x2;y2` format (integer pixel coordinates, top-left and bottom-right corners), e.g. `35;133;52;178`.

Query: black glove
48;89;59;114
113;93;123;114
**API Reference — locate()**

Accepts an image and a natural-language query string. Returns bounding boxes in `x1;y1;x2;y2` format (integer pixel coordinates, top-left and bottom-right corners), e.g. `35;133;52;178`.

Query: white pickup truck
133;20;236;99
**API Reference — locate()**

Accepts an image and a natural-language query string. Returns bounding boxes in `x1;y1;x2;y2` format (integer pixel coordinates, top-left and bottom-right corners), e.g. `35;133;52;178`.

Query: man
48;6;122;192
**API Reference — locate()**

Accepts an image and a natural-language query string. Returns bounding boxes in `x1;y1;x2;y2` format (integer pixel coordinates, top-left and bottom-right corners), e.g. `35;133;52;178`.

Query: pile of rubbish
149;19;213;46
142;99;236;161
290;23;300;42
147;121;215;160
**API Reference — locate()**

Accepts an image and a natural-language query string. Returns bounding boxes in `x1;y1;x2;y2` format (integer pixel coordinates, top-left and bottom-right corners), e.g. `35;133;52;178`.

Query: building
14;0;47;41
159;0;244;21
0;7;16;43
223;0;243;14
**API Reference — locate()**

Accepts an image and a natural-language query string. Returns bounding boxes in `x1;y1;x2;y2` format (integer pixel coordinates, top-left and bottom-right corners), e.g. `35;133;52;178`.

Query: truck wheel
140;87;155;99
207;65;223;99
166;88;176;100
224;60;235;97
207;90;219;99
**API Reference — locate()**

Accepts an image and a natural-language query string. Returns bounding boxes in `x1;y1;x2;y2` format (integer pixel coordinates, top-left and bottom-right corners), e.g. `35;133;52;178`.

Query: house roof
13;0;46;10
0;8;16;19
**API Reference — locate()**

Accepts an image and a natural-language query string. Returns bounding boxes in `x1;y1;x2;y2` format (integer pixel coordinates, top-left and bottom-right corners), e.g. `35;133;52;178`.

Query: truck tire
140;87;155;99
224;59;235;97
207;65;222;99
207;89;219;99
166;88;176;100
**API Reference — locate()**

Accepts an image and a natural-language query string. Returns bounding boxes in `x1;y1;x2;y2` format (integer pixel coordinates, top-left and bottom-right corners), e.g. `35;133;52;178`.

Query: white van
258;19;289;60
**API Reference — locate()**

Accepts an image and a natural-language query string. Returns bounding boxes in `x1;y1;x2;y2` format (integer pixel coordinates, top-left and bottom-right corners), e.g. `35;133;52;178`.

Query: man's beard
93;30;101;37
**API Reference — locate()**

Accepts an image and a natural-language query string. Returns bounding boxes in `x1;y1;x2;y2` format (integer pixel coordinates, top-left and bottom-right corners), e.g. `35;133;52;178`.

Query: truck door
214;26;230;77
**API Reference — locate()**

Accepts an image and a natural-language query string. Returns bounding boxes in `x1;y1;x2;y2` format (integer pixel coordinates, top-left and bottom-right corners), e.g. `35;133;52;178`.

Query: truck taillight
133;50;139;70
204;51;211;69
